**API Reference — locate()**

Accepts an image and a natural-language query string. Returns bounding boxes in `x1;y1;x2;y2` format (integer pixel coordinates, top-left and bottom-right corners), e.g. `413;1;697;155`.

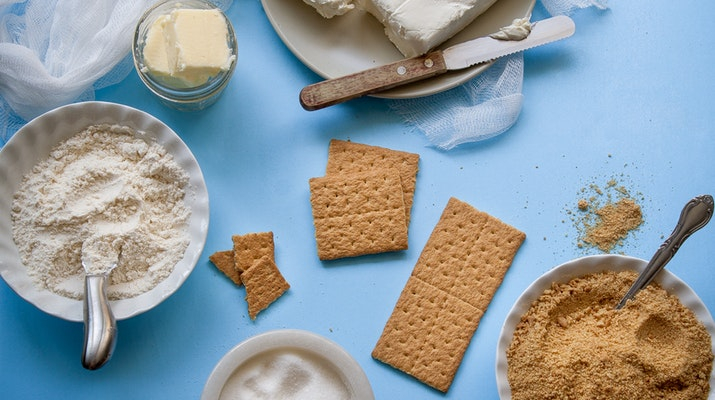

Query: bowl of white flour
0;101;209;322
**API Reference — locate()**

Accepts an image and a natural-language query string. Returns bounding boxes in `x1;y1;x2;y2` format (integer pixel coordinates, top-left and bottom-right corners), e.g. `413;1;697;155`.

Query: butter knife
300;15;575;111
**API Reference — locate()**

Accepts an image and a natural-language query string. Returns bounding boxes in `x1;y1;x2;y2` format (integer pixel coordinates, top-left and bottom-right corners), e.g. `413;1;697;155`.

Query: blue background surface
2;0;714;398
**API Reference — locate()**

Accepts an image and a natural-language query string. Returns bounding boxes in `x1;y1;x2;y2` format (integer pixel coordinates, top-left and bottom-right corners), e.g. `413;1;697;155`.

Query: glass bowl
132;0;237;111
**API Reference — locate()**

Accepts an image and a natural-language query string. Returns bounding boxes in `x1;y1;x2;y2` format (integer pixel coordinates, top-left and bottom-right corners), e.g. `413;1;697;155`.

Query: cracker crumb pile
583;198;642;251
572;179;643;252
506;270;713;400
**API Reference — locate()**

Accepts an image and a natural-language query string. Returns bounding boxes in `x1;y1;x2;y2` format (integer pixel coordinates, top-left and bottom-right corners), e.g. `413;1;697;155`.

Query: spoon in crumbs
615;194;713;310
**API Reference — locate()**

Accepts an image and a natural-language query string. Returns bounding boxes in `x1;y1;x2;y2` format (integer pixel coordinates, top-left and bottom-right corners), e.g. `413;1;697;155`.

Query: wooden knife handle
299;51;448;111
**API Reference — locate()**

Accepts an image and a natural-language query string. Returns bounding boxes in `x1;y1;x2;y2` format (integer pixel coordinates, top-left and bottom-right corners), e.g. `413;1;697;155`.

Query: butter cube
142;15;173;77
165;9;232;86
142;8;233;88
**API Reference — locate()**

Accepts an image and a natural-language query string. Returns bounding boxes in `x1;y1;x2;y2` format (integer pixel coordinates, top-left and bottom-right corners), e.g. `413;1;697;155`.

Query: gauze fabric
390;0;608;150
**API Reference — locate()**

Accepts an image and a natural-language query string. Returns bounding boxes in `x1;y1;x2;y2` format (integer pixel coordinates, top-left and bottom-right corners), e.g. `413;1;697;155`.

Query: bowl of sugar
201;329;375;400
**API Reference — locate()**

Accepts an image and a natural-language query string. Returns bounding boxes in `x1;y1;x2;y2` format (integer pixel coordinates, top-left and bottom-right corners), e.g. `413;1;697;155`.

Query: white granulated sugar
220;349;351;400
11;124;191;300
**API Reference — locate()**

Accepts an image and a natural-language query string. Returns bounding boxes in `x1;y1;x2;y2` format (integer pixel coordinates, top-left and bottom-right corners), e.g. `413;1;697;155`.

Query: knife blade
299;15;575;111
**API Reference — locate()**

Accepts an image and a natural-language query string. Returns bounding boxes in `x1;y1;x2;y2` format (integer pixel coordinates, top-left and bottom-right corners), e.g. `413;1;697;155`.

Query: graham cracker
208;250;242;286
372;276;480;392
325;139;419;225
241;255;290;320
372;197;525;392
232;232;275;274
412;197;526;310
309;168;408;260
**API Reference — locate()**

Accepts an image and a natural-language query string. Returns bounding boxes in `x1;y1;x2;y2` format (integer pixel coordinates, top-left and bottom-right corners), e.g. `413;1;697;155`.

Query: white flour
11;124;191;300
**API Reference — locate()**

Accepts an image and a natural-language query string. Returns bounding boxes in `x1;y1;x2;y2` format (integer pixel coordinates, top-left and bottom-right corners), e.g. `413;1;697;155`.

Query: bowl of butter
132;0;237;111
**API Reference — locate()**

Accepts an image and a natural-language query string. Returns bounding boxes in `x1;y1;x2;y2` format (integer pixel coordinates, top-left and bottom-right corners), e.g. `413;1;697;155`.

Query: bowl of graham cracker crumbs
495;254;715;400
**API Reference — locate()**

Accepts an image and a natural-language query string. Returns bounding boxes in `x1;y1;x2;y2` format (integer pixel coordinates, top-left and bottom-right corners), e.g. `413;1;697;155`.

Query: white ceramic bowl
202;329;375;400
495;254;715;399
0;101;209;322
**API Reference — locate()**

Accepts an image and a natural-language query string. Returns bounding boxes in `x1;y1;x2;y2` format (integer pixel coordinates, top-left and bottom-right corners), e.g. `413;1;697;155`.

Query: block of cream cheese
358;0;499;57
303;0;355;18
142;8;234;87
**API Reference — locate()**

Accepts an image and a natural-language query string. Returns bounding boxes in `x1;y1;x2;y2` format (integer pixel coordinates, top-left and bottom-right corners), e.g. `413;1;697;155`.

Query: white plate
495;254;715;399
202;329;374;400
0;101;209;322
261;0;536;99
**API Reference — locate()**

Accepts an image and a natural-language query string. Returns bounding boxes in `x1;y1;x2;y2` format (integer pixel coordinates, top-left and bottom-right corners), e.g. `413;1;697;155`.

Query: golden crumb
577;199;589;211
507;270;713;400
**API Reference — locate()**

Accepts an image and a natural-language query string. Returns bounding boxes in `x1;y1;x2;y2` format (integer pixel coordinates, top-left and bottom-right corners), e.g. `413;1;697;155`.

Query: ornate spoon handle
615;194;713;310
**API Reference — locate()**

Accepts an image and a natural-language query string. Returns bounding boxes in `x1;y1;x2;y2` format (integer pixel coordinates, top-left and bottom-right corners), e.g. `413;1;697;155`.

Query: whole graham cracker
241;255;290;320
232;232;275;274
309;168;408;260
325;139;419;225
208;250;242;286
372;197;525;392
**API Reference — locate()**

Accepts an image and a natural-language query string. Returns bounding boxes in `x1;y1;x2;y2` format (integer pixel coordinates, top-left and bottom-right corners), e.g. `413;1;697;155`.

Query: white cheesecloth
0;0;232;146
391;0;609;150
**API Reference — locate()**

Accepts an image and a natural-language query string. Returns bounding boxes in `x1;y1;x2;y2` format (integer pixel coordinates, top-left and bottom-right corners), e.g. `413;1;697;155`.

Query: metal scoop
81;236;120;370
615;194;713;310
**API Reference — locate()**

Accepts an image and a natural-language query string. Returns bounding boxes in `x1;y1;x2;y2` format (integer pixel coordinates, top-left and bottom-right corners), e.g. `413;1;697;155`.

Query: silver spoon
81;237;120;370
615;194;713;310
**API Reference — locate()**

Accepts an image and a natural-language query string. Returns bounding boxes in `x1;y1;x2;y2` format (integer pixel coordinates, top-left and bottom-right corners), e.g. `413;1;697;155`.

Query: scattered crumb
577;199;589;211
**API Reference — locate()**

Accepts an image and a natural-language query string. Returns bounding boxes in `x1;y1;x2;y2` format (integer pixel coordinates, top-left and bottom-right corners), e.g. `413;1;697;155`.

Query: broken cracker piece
209;250;242;286
309;168;408;260
232;231;275;274
326;139;419;225
242;255;290;320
